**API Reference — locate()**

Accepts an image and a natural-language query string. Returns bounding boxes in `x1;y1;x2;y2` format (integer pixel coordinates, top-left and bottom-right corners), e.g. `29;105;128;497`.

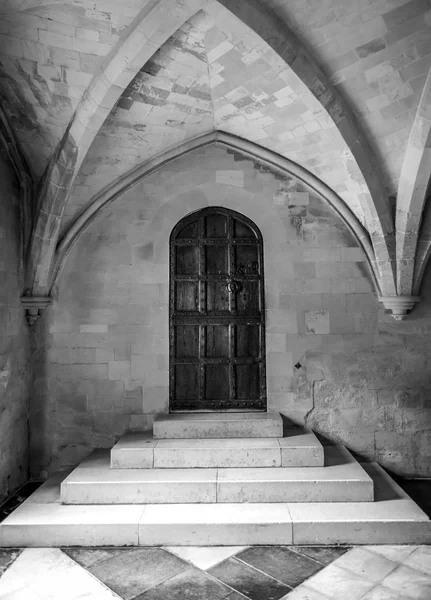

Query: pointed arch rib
208;0;395;295
26;0;206;295
397;68;431;295
53;131;381;295
27;0;396;298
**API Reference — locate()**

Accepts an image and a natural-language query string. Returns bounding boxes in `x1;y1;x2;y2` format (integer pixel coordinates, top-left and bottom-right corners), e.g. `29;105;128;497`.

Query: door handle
226;280;239;293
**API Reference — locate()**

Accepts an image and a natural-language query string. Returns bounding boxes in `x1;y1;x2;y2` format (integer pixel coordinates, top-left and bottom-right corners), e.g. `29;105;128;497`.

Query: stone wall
0;149;30;502
32;145;431;478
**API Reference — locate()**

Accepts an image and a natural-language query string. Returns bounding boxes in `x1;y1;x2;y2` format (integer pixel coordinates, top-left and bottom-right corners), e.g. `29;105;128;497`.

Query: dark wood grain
170;207;266;411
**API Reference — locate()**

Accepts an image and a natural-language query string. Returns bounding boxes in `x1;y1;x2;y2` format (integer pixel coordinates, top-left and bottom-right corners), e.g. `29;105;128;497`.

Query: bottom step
0;464;429;546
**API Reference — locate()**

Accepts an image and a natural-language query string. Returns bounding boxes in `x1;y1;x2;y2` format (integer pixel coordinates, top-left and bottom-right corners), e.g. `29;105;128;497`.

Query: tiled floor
0;545;430;599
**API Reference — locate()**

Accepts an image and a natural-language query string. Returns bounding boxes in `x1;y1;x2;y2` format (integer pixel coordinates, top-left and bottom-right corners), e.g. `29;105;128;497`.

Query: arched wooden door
169;207;267;412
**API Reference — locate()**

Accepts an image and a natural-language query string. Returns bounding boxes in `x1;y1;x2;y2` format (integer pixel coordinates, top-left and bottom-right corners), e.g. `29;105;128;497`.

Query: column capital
379;296;420;320
21;296;51;326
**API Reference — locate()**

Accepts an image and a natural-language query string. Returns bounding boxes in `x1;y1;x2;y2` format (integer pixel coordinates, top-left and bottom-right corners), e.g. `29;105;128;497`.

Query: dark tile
236;546;323;587
225;593;249;600
134;567;232;600
293;546;351;565
208;557;290;600
63;547;133;569
88;547;188;600
0;549;22;575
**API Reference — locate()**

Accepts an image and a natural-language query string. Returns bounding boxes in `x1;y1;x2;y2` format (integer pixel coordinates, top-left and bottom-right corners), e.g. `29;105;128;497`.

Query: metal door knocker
227;280;239;293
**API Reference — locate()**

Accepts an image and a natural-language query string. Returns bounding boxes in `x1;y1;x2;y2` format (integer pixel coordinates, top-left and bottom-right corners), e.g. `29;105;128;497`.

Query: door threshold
170;409;267;413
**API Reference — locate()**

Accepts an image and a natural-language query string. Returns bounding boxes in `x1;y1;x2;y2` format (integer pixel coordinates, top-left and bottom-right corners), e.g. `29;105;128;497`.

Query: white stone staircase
0;412;430;547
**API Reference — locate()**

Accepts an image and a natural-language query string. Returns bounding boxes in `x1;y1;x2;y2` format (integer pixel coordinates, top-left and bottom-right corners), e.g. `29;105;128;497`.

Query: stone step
153;412;283;439
1;464;429;547
110;429;324;469
60;446;373;504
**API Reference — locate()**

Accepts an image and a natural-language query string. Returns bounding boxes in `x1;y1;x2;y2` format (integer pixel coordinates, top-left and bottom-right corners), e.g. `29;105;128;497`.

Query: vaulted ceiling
0;0;430;318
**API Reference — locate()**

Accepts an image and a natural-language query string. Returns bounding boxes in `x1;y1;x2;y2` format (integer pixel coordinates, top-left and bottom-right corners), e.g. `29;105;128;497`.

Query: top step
153;412;283;439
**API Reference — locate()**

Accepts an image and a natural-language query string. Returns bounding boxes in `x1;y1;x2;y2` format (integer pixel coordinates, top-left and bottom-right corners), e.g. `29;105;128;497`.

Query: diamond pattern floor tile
379;565;431;600
304;563;375;600
235;546;323;588
133;567;233;600
0;545;428;600
292;546;350;565
331;547;398;583
64;547;134;569
164;546;246;570
87;548;189;600
402;546;431;575
0;548;21;576
208;557;291;600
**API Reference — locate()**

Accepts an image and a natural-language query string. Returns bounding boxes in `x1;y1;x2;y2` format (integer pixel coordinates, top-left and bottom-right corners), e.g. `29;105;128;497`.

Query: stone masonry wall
0;149;30;502
32;145;431;478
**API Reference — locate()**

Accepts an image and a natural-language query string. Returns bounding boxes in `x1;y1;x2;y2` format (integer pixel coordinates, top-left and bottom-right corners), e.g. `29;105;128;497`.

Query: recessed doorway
169;207;267;412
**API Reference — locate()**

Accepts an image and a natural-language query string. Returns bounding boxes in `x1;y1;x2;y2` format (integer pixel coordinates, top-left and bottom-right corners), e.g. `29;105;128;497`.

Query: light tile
380;565;431;599
0;548;121;599
280;586;331;600
165;546;246;569
363;545;417;563
361;586;401;600
306;564;375;600
332;547;397;583
402;546;431;575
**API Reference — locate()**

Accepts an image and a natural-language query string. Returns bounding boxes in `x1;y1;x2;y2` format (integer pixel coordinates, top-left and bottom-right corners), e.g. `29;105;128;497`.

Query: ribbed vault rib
397;68;431;296
24;0;399;303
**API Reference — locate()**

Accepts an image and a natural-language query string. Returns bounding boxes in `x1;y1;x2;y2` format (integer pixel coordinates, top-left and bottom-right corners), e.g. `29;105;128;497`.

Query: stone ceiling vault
0;0;430;320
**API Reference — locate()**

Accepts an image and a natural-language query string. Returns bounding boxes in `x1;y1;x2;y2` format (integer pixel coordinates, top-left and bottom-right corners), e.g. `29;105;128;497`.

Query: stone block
266;333;287;352
81;364;109;380
266;309;298;333
154;413;283;439
340;247;365;262
108;360;130;381
267;352;293;376
74;348;96;364
329;313;356;334
39;29;73;50
383;0;429;31
346;294;378;313
305;310;330;334
129;415;149;431
80;325;108;333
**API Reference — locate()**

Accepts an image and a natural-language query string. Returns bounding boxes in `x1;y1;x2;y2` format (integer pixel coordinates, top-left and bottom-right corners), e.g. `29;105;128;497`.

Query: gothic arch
52;131;381;296
24;0;395;301
397;69;431;295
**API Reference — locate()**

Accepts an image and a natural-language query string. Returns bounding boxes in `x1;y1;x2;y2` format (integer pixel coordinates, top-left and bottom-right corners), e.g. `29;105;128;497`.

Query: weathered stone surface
0;150;31;502
32;145;431;477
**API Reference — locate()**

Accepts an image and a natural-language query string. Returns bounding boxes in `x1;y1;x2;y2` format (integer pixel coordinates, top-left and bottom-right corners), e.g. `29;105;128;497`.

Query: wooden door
169;207;266;411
